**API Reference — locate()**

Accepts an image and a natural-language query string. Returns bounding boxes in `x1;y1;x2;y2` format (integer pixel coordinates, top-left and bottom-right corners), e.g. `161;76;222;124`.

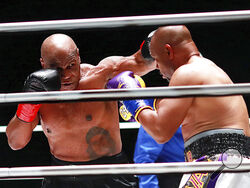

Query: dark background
0;0;250;187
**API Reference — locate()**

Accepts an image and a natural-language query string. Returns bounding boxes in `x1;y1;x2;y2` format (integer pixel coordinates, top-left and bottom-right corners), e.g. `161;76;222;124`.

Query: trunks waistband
47;151;130;182
51;151;129;166
184;129;250;162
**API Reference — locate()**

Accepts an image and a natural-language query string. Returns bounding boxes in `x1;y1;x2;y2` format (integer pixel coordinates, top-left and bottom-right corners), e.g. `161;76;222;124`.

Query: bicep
138;97;192;143
157;97;192;128
116;51;156;76
7;115;38;135
6;115;38;149
155;71;194;136
153;69;196;138
98;53;155;79
97;56;124;79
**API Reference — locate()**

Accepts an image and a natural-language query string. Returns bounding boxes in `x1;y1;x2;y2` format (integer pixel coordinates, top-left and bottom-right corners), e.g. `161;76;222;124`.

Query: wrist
123;100;153;123
16;104;41;123
134;106;152;123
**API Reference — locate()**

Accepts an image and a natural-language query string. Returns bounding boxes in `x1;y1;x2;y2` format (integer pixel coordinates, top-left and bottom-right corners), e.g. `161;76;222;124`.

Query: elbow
6;130;29;150
151;127;172;144
9;144;24;151
7;138;28;150
154;135;170;144
150;130;171;144
6;117;34;150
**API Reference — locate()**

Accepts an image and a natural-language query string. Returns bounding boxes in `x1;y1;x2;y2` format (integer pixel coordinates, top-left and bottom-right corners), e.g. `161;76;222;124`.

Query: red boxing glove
16;104;41;122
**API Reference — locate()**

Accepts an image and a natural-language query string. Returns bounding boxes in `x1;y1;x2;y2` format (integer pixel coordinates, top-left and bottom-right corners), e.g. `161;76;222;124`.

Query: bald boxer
6;33;156;188
109;25;250;187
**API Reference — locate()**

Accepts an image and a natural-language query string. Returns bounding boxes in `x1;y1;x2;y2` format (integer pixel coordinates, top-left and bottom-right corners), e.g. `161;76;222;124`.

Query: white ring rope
0;83;250;104
0;122;140;133
0;161;249;178
0;10;250;32
0;10;249;182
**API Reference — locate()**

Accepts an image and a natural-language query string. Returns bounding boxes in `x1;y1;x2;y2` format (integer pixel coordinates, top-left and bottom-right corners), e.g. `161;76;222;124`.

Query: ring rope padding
0;10;250;32
0;161;249;178
0;83;250;104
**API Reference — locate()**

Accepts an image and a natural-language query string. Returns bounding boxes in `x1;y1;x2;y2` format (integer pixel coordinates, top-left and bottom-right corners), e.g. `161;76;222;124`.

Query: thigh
42;175;138;188
42;177;93;188
158;173;183;188
93;175;138;188
215;172;250;188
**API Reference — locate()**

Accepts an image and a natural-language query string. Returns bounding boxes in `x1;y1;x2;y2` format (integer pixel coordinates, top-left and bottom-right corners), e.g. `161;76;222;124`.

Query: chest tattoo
85;126;116;159
46;128;51;133
86;114;92;121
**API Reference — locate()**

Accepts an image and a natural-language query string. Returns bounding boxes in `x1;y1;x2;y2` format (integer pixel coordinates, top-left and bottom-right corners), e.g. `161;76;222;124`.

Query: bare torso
39;64;122;161
173;56;250;141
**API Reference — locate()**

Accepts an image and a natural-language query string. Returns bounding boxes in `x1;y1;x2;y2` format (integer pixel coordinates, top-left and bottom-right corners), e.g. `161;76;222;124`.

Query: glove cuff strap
134;106;153;123
16;104;41;123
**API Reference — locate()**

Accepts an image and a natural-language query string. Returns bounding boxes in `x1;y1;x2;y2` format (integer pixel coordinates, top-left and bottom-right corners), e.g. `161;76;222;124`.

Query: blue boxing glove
107;71;154;122
118;97;155;122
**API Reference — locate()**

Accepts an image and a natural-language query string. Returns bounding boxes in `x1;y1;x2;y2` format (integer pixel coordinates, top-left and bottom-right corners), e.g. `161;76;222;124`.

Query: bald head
153;25;193;47
150;25;199;79
41;34;78;67
150;25;199;60
40;34;81;90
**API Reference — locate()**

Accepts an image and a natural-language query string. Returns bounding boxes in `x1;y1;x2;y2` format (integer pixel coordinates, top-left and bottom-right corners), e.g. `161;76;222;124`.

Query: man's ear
76;48;81;64
165;44;174;60
40;57;45;68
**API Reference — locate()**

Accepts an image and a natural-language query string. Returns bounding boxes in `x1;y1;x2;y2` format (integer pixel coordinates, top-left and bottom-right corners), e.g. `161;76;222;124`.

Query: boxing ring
0;10;250;32
0;9;250;183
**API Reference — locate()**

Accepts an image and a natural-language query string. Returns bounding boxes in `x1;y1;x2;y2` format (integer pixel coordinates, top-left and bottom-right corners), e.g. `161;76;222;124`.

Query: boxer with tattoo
6;33;156;188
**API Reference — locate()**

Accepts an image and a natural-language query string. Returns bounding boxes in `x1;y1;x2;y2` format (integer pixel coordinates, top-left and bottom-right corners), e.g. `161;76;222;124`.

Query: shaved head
152;25;193;47
41;34;78;67
150;25;199;80
40;33;81;90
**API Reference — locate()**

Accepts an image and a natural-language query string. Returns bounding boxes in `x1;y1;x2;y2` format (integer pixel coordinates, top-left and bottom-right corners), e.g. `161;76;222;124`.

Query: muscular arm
138;98;192;144
6;115;39;150
6;69;60;150
137;67;194;144
97;49;156;80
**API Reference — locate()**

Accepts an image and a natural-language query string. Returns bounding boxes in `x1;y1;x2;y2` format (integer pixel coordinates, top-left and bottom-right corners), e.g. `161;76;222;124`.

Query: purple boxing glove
107;71;144;89
107;71;153;122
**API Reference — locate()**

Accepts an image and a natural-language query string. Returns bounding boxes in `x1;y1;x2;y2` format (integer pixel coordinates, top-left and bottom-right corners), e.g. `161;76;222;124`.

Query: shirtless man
6;33;155;188
109;25;250;187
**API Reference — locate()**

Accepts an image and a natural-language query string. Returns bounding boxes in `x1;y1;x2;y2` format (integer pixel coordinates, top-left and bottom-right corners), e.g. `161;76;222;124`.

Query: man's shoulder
174;63;196;77
80;63;98;74
79;63;96;80
97;56;128;67
79;63;110;88
172;58;224;86
171;63;204;86
80;63;96;70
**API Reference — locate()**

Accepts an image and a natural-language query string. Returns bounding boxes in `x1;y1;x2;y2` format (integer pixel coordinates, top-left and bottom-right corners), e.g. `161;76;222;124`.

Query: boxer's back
178;56;250;141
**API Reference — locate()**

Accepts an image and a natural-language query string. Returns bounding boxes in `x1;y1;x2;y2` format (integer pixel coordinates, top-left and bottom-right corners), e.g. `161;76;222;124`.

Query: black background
0;0;250;187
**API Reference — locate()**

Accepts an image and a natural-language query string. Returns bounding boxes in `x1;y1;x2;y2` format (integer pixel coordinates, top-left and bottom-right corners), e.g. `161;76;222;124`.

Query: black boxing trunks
41;151;138;188
179;129;250;188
